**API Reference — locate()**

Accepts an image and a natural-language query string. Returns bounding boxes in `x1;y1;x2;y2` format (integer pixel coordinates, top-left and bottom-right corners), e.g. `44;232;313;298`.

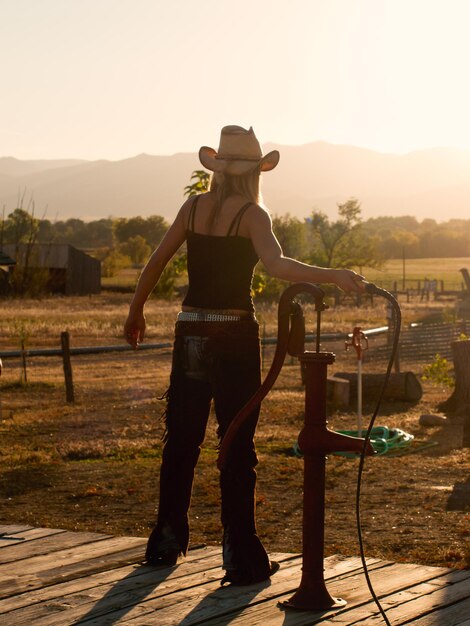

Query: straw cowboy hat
199;125;280;175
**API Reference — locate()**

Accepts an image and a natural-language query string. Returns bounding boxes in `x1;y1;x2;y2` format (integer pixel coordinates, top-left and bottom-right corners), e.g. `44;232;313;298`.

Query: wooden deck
0;525;468;625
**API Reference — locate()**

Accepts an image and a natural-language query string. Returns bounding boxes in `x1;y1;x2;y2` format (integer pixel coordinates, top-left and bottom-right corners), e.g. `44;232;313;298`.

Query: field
101;257;470;293
0;267;468;572
365;256;470;291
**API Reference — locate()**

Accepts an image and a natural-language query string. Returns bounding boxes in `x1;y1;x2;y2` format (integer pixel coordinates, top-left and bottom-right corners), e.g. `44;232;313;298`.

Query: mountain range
1;142;469;222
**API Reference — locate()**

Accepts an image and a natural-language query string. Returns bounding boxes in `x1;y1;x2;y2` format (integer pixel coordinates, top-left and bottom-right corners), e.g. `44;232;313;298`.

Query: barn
0;249;16;294
2;243;101;295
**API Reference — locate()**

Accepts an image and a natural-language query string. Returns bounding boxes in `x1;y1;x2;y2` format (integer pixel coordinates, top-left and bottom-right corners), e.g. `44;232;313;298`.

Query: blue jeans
146;321;271;581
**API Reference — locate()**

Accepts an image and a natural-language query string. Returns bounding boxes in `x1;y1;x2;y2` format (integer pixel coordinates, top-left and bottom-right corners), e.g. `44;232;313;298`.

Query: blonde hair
208;168;262;232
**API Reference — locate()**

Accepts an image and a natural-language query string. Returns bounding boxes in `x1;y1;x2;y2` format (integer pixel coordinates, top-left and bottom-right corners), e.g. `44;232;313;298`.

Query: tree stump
334;371;423;404
440;339;470;447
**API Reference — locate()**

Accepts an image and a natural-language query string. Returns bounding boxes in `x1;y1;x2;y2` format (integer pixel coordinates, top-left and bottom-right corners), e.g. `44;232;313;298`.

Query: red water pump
218;283;374;610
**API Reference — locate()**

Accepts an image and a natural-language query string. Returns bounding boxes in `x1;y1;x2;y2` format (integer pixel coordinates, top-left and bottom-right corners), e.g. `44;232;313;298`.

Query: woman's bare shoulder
246;203;272;226
178;192;212;221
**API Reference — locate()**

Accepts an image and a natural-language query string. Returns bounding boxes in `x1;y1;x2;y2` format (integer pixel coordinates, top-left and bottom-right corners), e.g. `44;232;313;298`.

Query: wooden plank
0;525;33;536
298;569;470;625
0;536;147;598
400;596;470;626
89;555;384;626
0;527;67;549
0;547;227;625
67;557;307;626
4;553;363;626
0;534;134;576
0;524;462;626
0;546;222;616
347;570;470;625
191;562;452;626
9;551;259;626
0;530;110;563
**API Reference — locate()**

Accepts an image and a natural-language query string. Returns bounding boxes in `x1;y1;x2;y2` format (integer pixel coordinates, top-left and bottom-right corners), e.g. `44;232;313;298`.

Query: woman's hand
330;268;368;293
124;308;146;349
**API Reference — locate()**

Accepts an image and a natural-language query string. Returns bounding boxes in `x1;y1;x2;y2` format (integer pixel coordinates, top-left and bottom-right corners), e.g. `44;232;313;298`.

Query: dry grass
0;292;468;570
0;290;456;350
365;256;470;289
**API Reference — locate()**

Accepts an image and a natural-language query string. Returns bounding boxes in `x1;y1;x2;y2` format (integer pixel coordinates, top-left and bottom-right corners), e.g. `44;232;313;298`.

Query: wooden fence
367;320;470;362
1;321;469;403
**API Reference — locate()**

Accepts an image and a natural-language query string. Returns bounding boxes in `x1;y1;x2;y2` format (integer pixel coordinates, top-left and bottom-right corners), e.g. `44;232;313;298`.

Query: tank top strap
226;202;253;236
187;195;200;232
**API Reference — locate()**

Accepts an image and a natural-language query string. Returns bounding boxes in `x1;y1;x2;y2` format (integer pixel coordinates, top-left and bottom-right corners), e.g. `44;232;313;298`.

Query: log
334;371;423;404
440;339;470;447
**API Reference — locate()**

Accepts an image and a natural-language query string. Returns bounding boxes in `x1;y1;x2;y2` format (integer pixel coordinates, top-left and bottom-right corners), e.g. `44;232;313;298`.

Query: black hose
356;283;402;626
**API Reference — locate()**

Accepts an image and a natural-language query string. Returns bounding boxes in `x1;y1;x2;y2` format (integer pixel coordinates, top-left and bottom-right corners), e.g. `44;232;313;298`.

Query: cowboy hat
199;125;280;175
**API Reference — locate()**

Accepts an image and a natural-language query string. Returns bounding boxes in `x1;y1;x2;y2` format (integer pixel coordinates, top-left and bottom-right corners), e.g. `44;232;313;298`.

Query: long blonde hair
207;168;262;232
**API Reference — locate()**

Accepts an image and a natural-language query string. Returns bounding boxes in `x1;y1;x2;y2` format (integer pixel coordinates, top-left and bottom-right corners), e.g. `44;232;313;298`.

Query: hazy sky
2;0;470;160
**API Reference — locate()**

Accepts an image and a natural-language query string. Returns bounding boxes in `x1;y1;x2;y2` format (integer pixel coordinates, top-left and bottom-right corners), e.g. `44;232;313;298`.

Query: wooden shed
0;248;16;294
2;243;101;295
0;250;16;268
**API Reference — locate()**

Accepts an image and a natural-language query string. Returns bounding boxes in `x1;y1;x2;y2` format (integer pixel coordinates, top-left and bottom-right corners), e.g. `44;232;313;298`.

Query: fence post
20;338;28;383
61;331;75;403
334;288;341;307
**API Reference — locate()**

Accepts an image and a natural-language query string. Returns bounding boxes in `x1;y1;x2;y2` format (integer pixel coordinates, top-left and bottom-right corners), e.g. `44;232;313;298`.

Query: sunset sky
1;0;469;160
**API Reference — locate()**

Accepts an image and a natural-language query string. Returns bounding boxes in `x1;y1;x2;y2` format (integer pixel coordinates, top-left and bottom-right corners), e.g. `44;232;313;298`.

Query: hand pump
218;283;374;611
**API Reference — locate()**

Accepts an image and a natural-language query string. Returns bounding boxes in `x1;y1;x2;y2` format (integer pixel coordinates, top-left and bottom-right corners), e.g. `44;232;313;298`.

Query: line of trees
4;206;469;266
2;182;470;297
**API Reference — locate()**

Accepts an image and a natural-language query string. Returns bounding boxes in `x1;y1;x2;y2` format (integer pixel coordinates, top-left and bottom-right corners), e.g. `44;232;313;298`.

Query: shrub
101;250;132;277
422;354;454;388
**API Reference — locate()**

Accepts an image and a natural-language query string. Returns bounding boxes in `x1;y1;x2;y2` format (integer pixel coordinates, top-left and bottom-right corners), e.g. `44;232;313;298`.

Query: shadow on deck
0;524;468;625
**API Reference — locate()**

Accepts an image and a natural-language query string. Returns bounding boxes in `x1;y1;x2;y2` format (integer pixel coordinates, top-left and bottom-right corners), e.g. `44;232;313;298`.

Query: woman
124;125;366;585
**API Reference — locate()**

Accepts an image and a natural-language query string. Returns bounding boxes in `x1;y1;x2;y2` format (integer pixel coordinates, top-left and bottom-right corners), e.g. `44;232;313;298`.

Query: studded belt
177;311;253;323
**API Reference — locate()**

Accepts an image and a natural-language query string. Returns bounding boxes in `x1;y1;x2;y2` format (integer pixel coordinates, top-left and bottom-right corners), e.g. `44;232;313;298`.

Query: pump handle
218;283;324;470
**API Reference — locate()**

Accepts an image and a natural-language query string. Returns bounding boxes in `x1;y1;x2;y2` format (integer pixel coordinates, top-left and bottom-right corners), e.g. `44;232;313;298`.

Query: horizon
1;139;470;223
3;138;470;164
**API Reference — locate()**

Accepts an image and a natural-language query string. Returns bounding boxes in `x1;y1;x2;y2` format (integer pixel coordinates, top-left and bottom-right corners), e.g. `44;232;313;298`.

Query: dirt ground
0;294;468;570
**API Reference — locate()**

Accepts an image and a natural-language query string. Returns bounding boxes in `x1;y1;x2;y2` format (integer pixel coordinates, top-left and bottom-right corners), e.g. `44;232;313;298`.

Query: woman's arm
248;206;366;292
124;199;189;347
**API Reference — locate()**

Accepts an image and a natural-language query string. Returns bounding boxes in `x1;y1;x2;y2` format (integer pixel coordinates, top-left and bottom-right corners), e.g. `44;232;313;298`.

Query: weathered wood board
0;526;468;625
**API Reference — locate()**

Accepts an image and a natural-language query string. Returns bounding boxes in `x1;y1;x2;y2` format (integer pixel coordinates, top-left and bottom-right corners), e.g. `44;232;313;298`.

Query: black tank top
182;196;259;312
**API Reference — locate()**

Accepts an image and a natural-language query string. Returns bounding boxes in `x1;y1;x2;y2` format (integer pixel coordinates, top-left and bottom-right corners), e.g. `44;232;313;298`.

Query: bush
422;354;454;388
252;271;288;303
119;236;151;265
151;254;187;300
101;250;132;277
9;265;50;297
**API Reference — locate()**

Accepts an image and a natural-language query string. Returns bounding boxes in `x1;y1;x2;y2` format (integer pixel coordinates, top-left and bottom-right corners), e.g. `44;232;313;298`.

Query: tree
113;216;146;244
184;170;211;197
3;207;39;246
272;214;308;259
113;215;168;248
380;230;420;259
144;216;169;247
119;235;151;265
2;199;49;295
82;218;114;248
308;198;382;269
